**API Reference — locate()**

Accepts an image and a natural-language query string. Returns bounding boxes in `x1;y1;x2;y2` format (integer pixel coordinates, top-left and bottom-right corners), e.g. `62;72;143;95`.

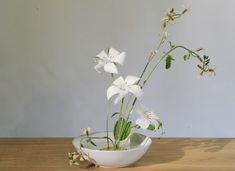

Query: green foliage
183;52;192;61
195;47;203;52
113;118;132;141
169;41;175;48
147;121;162;131
197;55;215;76
203;55;210;65
147;124;155;131
157;120;163;129
197;64;203;70
86;138;97;147
165;55;175;69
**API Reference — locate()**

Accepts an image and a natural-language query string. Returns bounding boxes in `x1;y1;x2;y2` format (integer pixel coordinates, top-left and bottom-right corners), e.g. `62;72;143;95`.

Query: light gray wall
0;0;234;137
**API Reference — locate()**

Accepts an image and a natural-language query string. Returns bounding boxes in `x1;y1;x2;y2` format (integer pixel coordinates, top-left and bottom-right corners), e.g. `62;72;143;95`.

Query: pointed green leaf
89;139;97;147
183;54;190;61
169;41;175;48
86;138;97;147
197;64;203;70
157;120;163;129
147;124;155;131
165;55;175;69
203;55;209;60
113;118;132;141
121;121;132;140
195;47;203;52
113;118;124;140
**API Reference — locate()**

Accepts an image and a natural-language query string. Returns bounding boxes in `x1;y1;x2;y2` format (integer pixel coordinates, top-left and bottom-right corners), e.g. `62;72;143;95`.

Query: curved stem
127;45;204;118
142;45;202;86
125;32;168;120
80;136;115;147
142;45;180;86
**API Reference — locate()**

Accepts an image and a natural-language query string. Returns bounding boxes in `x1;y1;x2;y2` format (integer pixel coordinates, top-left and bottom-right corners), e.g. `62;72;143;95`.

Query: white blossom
107;76;143;104
135;104;161;130
94;48;126;74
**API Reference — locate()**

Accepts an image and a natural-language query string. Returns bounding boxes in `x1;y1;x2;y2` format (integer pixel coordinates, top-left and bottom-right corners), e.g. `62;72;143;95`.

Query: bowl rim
72;131;152;153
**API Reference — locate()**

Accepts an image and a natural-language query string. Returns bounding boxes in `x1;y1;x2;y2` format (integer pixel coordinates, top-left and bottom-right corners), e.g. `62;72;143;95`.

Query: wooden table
0;138;234;171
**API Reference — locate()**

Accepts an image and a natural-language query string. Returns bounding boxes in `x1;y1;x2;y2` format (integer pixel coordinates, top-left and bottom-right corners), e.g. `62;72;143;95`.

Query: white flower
94;48;126;74
107;75;143;104
135;104;161;130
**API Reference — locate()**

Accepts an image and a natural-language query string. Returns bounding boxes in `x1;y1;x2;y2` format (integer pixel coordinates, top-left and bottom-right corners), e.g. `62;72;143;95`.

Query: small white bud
83;127;91;136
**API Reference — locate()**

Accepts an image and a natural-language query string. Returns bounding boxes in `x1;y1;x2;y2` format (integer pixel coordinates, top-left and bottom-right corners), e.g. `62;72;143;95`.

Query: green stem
105;100;111;148
105;74;115;149
126;58;153;120
143;45;180;86
123;8;190;132
120;98;124;116
127;45;203;118
116;98;125;147
125;31;168;120
124;95;132;116
143;45;202;86
80;136;115;147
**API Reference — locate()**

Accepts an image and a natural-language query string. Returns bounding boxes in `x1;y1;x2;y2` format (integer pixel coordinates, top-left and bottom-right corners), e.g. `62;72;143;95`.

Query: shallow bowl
72;132;152;168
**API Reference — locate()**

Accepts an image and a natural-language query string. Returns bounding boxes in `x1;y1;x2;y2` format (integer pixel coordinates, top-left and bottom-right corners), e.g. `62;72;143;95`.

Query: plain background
0;0;234;137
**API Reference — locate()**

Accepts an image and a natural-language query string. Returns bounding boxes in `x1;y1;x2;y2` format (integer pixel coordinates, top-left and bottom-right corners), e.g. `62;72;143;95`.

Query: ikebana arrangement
69;7;215;168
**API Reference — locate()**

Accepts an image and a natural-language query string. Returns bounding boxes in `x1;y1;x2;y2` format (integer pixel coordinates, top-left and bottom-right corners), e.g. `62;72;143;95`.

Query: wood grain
0;138;234;171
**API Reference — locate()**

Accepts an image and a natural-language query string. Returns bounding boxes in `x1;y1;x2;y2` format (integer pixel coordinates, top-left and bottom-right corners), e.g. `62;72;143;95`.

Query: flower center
103;58;112;64
119;83;128;91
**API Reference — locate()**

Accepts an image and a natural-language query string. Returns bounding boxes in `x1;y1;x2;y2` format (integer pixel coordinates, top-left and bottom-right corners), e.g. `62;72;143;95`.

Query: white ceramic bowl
72;132;152;168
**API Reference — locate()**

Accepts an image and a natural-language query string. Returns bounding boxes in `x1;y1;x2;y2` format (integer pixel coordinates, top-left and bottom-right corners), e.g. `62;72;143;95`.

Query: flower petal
96;50;108;60
108;47;120;57
148;113;160;120
129;85;143;98
114;90;128;104
112;76;125;86
107;85;120;100
112;52;126;65
104;62;118;74
125;75;140;85
136;117;150;129
94;61;105;73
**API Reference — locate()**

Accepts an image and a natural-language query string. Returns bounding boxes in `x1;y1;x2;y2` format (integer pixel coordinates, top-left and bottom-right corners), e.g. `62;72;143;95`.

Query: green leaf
183;53;191;61
113;118;124;140
113;118;132;141
89;139;97;147
197;64;203;70
205;59;210;65
203;55;209;60
169;41;175;48
195;47;203;52
157;120;163;129
121;121;132;140
147;124;155;131
111;112;119;118
165;55;175;69
87;138;97;147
